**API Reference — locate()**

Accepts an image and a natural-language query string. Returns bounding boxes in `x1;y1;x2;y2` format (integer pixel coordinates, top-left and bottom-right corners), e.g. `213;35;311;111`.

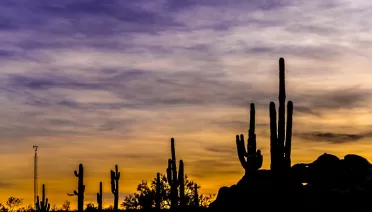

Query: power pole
33;145;38;209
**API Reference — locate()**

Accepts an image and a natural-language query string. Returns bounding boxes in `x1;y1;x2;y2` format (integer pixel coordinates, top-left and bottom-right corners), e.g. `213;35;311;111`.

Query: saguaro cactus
166;138;185;210
36;184;50;212
236;103;263;174
73;164;85;212
111;165;120;212
97;182;103;212
155;173;161;210
270;57;293;172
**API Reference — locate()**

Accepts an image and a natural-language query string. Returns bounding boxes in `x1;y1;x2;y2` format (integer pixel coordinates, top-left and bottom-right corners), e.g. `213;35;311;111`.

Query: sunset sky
0;0;372;209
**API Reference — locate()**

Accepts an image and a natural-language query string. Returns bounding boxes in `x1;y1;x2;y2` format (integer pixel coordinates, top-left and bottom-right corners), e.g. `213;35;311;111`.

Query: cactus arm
171;138;176;167
285;101;293;167
247;103;256;155
178;160;185;208
166;159;172;182
270;102;278;170
236;134;248;169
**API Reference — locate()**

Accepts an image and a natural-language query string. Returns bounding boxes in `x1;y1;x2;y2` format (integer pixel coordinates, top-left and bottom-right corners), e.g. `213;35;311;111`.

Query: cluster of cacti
235;57;294;179
96;182;103;212
110;165;120;212
72;164;85;212
166;138;185;210
270;58;293;173
69;164;121;212
236;103;263;174
36;184;50;212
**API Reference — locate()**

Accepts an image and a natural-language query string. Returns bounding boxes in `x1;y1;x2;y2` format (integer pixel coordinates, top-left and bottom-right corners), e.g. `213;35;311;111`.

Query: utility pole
33;145;38;209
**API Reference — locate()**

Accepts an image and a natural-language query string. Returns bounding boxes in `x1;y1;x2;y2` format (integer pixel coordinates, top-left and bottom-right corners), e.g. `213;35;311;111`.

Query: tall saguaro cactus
36;184;50;212
166;138;185;211
73;164;85;212
111;165;120;212
270;57;293;173
97;182;103;212
236;103;263;174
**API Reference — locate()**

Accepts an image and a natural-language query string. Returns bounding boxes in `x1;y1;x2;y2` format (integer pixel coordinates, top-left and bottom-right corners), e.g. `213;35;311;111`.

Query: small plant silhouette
6;197;23;212
61;201;70;211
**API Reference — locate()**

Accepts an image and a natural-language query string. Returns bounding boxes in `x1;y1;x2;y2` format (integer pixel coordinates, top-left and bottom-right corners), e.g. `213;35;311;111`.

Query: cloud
0;182;16;189
296;132;371;144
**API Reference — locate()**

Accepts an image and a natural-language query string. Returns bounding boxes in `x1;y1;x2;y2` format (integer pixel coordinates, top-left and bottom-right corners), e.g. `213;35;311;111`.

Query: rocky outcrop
210;153;372;212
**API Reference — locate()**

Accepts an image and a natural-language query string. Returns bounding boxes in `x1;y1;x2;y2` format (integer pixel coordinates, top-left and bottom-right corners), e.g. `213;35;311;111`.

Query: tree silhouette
0;204;8;212
50;204;57;212
85;203;96;212
6;197;23;212
61;201;70;211
121;174;215;210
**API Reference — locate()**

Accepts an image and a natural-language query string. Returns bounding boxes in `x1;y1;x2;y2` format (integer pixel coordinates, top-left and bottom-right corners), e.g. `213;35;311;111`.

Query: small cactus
72;164;85;212
110;165;120;212
155;173;161;210
36;184;50;212
236;103;263;174
97;182;103;212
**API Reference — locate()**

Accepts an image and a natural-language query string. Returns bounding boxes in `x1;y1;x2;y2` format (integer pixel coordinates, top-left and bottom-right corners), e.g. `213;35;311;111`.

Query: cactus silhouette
155;172;161;210
110;165;120;212
36;184;50;212
96;182;103;212
72;164;85;212
236;103;263;174
270;58;293;173
194;184;199;208
166;138;186;210
178;160;185;209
